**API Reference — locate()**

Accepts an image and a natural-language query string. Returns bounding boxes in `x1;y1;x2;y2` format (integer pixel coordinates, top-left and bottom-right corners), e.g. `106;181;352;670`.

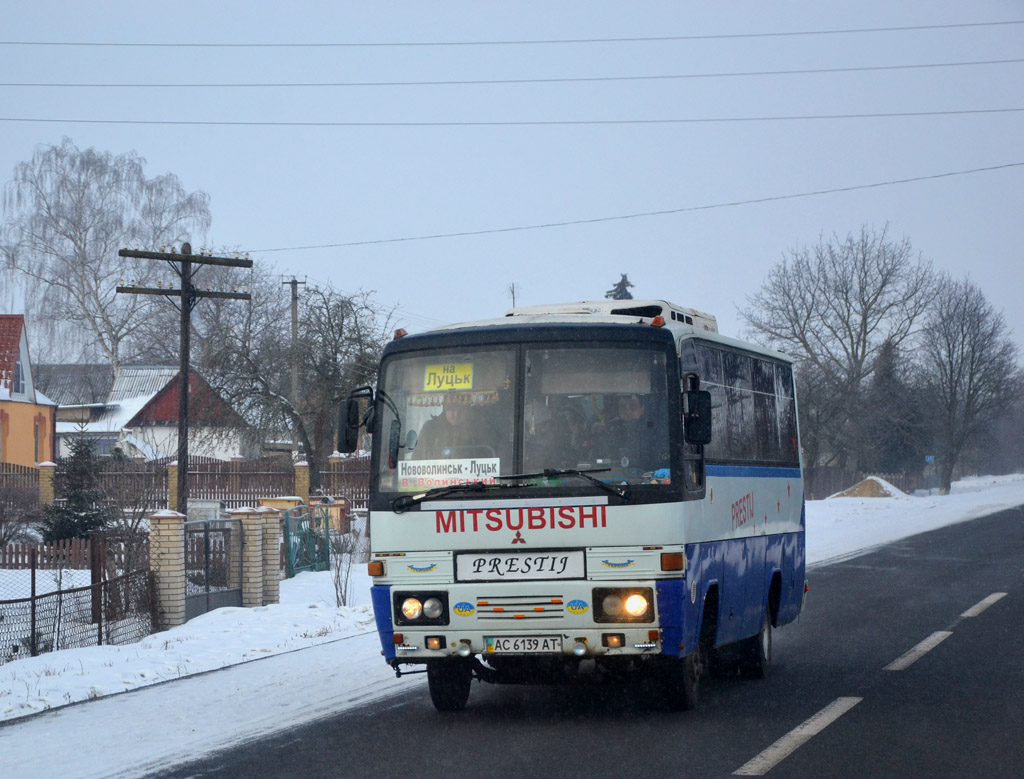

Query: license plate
486;635;563;654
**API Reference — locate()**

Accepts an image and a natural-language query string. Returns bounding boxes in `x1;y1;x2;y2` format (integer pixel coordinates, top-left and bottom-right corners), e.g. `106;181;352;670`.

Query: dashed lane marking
733;697;862;776
960;592;1007;618
883;630;953;671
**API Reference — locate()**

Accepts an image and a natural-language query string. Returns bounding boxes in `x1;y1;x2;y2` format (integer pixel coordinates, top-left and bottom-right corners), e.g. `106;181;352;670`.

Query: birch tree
1;138;210;369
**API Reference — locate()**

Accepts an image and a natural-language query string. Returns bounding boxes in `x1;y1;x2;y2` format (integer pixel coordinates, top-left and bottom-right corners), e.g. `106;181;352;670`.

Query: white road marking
883;630;953;671
733;697;862;776
960;592;1007;618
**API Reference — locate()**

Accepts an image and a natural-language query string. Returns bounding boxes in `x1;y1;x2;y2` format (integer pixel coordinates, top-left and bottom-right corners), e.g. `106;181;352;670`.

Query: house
35;364;254;461
0;314;56;467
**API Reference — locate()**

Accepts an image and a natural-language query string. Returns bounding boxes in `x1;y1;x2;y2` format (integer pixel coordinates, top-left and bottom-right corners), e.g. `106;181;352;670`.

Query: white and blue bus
341;300;806;711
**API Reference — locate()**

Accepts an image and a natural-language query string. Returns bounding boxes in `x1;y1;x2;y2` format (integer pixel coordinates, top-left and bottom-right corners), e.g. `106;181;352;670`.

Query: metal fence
0;552;153;666
184;519;243;621
282;505;330;578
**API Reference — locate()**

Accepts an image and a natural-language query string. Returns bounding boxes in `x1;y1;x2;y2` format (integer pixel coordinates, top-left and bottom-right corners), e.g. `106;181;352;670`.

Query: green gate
282;504;331;578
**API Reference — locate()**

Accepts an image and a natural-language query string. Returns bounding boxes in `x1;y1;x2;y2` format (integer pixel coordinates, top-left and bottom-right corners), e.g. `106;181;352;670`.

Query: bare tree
740;225;935;469
0;484;39;545
1;138;210;369
918;276;1021;493
203;283;393;488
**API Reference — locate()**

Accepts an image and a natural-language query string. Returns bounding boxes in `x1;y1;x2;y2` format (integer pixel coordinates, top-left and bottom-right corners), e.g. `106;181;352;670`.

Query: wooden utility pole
117;243;252;515
283;277;306;455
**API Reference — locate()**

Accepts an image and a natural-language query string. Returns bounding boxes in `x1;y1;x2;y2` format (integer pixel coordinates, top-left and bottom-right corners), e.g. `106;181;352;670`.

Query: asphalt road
157;506;1024;778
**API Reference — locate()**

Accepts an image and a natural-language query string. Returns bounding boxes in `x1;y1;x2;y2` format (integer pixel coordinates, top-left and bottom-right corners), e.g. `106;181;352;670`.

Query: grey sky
2;1;1022;349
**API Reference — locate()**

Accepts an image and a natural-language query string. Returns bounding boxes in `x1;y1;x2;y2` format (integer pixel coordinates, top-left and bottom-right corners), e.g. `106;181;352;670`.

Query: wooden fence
804;468;919;500
319;456;370;509
0;462;40;501
2;454;372;514
0;538;144;570
189;458;294;508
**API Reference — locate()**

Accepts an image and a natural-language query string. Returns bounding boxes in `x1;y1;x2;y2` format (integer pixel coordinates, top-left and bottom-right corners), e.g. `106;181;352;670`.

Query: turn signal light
393;633;404;645
661;552;684;571
367;561;385;577
651;316;666;327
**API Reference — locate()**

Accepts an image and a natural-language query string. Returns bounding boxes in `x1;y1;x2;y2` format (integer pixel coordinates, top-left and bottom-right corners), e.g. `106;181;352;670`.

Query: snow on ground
1;473;1023;778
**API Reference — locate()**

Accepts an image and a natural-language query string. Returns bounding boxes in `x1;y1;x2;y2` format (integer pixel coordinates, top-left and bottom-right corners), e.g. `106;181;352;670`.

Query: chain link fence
0;548;155;666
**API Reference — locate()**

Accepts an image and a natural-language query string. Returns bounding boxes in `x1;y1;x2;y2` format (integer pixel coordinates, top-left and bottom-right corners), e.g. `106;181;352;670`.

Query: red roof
0;314;25;390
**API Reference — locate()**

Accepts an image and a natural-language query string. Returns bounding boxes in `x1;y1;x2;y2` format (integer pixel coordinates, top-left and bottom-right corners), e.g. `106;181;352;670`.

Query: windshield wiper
497;468;631;502
392;481;490;513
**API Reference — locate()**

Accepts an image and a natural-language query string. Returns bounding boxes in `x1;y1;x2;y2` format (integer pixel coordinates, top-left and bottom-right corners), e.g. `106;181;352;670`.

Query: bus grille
475;594;565;621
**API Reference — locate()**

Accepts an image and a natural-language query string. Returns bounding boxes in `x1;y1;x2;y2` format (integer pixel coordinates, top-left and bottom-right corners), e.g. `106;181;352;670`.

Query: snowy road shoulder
1;631;421;779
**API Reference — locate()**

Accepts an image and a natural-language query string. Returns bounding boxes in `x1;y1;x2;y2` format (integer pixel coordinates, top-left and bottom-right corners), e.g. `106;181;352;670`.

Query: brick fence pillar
230;509;265;608
294;460;310;505
37;461;56;506
260;507;282;606
167;462;179;513
149;510;186;629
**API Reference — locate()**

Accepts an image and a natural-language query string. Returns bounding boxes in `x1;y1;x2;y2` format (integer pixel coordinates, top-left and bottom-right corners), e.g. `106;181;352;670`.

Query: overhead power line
245;162;1024;254
2;107;1022;128
1;20;1021;48
4;57;1021;89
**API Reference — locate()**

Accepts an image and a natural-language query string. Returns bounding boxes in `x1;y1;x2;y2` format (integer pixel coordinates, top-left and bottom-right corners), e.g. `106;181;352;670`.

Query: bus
340;299;806;711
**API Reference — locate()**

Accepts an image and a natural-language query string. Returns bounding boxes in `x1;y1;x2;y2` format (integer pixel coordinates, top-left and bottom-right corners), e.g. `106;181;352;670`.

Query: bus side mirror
338;386;374;454
683;390;712;445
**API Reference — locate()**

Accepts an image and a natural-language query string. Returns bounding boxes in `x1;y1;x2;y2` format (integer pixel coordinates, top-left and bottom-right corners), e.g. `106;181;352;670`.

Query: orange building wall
0;401;55;466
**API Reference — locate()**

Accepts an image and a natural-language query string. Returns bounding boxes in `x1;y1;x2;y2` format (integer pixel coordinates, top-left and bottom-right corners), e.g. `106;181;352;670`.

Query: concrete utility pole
283;277;306;455
117;243;252;515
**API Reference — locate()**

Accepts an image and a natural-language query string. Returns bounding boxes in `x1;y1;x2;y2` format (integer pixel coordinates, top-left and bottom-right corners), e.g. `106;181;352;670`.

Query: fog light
425;636;443;651
457;641;473;658
572;640;588;657
602;633;625;648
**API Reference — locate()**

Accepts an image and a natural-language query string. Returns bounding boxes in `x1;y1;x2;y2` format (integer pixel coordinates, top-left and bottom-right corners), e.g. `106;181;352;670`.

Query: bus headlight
401;598;423;620
423;597;444;619
624;593;649;617
393;591;450;625
593;587;654;623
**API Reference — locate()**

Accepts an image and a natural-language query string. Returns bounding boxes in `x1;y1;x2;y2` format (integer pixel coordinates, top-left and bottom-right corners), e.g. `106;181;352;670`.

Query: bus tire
739;606;772;679
663;643;705;710
427;660;473;711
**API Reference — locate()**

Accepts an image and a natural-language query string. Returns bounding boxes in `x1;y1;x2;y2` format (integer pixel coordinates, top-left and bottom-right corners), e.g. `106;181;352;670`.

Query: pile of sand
833;476;904;498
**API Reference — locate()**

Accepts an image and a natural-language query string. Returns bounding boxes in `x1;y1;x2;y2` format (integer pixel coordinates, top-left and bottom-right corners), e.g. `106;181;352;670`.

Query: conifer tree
605;274;634;300
40;432;114;541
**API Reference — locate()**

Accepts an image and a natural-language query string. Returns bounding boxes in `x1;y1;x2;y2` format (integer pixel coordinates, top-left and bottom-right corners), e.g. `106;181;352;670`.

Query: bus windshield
374;343;672;494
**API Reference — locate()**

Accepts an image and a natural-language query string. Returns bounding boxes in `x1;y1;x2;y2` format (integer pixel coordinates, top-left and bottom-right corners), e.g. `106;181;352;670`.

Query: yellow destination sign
424;363;474;392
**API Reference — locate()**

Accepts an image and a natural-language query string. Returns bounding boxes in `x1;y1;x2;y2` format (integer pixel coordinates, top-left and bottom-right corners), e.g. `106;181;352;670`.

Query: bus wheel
739;606;772;679
427;660;473;711
662;646;703;710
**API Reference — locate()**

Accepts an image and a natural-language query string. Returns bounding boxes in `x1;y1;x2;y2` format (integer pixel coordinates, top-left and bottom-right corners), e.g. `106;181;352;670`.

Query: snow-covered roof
55;393;153;436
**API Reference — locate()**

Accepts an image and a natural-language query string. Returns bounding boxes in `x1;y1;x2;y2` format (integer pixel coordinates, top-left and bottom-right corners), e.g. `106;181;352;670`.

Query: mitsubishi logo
511;530;526;544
